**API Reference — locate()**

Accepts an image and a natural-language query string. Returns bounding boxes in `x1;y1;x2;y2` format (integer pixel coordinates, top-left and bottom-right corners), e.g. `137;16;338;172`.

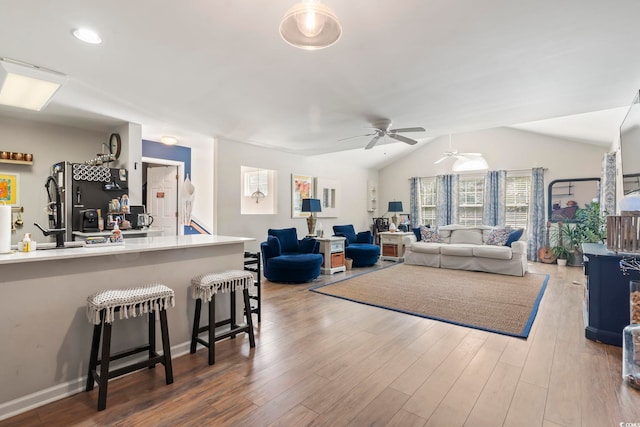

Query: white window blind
419;177;436;226
505;175;531;228
458;176;484;226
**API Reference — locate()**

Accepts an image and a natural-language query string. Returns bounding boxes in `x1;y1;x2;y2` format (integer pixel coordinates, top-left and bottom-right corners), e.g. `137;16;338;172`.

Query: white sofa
403;224;528;277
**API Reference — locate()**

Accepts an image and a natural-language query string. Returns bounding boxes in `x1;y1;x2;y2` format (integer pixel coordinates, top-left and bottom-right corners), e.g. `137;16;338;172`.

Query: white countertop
0;234;254;265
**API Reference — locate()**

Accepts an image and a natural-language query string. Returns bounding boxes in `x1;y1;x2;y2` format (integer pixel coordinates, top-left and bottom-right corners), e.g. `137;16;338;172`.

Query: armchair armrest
403;234;418;247
356;231;373;244
511;240;527;255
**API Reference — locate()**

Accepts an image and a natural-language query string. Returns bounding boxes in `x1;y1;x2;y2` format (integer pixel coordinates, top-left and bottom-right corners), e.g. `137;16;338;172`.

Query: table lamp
301;198;322;236
388;201;403;228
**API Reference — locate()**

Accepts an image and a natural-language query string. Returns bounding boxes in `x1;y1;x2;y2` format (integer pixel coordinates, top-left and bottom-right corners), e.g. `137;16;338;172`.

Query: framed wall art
0;172;19;205
291;174;315;218
316;177;340;218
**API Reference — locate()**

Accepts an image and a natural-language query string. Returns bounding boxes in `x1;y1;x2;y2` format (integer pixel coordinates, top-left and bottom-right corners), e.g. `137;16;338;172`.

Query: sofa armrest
403;234;418;247
356;231;373;244
511;240;527;255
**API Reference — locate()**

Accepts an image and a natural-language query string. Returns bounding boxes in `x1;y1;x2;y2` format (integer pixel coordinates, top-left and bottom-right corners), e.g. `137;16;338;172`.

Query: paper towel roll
0;205;11;253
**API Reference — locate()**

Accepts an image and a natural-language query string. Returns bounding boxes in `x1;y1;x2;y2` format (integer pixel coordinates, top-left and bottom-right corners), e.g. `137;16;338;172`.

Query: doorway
142;158;184;236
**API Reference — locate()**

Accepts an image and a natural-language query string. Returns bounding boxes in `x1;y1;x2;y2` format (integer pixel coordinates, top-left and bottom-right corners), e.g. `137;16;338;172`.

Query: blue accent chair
333;224;380;267
260;228;323;283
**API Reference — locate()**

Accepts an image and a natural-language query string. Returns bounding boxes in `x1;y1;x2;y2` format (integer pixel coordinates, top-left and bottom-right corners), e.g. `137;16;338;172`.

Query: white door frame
142;157;185;236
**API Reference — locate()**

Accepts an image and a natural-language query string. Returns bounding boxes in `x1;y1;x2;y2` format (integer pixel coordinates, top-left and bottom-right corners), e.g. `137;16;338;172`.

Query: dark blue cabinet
583;243;639;346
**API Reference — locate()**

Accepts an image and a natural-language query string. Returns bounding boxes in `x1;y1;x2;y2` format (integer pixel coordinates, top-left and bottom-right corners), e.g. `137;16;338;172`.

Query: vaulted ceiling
1;0;639;165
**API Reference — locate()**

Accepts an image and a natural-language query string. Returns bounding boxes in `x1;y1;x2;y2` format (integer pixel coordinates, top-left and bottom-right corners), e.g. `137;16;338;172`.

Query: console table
380;231;412;261
317;236;346;274
582;243;639;346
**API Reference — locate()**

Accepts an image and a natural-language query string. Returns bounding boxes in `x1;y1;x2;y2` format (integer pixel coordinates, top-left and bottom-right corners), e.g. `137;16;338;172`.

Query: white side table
317;236;346;274
379;231;413;261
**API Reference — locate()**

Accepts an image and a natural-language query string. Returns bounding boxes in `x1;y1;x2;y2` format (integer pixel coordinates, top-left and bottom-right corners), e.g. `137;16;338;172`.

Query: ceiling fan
434;135;484;164
340;119;425;150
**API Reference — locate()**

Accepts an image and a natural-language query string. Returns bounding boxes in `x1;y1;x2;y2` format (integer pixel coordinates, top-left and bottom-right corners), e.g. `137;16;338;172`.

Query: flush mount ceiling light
0;58;67;111
160;136;178;145
279;0;342;50
72;28;102;44
452;155;489;172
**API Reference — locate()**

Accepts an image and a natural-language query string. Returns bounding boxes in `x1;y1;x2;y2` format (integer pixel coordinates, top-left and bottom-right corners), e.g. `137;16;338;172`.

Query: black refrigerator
52;161;129;241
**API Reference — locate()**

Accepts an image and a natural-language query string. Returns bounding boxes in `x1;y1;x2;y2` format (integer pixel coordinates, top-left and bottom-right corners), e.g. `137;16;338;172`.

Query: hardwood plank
502;381;548;427
402;335;485;420
464;361;522;427
269;404;318;427
347;387;410;427
385;409;427;427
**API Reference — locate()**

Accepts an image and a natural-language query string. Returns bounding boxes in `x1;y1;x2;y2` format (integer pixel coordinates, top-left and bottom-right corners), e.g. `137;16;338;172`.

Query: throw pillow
420;226;441;242
485;227;512;246
412;225;429;242
505;228;524;246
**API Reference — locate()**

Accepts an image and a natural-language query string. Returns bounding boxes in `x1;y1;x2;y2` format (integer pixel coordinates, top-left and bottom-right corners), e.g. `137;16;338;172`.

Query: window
241;166;277;214
505;174;531;228
419;177;436;225
458;176;484;226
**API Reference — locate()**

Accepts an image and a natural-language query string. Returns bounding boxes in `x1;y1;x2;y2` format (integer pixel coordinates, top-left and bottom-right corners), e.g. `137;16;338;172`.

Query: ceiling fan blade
389;127;426;133
434;155;451;164
364;135;381;150
388;133;418;145
458;152;482;157
338;132;376;142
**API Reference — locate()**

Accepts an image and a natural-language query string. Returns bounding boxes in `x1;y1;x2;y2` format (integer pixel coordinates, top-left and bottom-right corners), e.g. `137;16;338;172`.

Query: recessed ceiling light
161;136;178;145
73;28;102;44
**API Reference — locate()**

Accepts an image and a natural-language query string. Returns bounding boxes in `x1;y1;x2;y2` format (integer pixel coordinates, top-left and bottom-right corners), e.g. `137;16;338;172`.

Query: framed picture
316;177;340;218
291;174;315;218
0;172;19;205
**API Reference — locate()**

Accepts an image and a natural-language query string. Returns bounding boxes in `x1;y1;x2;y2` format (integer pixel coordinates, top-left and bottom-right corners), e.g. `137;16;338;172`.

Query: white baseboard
0;341;192;421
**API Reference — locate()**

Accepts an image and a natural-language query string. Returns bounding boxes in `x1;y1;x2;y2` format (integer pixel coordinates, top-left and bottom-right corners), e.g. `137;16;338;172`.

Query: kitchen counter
0;234;254;420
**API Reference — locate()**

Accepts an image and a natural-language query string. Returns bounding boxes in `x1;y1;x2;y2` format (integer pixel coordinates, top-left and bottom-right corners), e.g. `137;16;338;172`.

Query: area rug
311;264;548;338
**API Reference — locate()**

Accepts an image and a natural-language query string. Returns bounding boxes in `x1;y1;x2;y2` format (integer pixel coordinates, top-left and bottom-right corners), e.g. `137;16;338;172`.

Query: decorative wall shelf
0;158;33;165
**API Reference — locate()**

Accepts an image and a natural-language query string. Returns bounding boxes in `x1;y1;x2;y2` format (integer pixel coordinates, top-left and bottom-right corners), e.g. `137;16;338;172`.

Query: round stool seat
191;270;255;302
87;283;175;325
266;253;323;283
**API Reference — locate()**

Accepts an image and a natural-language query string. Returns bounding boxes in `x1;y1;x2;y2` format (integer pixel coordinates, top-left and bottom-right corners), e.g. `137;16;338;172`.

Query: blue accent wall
142;140;191;178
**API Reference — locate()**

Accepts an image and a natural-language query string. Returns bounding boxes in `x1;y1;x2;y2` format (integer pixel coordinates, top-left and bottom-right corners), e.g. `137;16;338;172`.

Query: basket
607;212;640;253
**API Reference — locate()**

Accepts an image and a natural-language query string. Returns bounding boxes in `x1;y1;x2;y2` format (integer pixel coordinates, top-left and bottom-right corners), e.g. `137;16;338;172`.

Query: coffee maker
78;209;100;232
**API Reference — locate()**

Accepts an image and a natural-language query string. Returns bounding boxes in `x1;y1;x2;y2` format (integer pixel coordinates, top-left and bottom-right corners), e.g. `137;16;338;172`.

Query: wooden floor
2;261;639;427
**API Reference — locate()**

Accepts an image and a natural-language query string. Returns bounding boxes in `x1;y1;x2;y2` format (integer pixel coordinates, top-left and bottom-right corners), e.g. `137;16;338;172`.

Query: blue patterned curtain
527;167;546;261
409;177;421;228
482;170;507;226
601;152;616;215
436;174;459;227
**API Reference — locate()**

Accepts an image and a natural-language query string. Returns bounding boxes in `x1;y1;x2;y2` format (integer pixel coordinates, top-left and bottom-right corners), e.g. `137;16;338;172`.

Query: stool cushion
191;270;255;303
87;284;175;325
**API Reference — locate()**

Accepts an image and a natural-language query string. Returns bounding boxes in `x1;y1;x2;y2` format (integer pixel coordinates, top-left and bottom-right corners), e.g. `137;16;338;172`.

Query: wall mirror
623;173;640;195
548;178;600;222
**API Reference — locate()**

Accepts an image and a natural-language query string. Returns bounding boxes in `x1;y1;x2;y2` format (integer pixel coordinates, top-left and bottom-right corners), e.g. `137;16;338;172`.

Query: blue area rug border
310;268;549;339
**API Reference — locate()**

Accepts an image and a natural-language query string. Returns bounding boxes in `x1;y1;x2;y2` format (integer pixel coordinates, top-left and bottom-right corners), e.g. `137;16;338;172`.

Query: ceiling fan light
280;1;342;50
160;135;178;145
452;156;489;172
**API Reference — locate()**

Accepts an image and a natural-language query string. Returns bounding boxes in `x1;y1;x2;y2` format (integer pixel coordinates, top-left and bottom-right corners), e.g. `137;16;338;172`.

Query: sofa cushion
268;227;299;253
505;228;525;246
410;242;443;254
440;244;475;256
472;245;513;260
450;229;484;245
485;227;511;246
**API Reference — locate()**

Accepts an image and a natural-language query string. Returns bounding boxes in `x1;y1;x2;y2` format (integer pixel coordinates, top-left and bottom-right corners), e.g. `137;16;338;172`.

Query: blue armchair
260;227;323;283
333;224;380;267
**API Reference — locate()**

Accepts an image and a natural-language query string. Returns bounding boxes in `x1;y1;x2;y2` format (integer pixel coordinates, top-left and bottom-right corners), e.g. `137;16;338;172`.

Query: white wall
378;127;608;221
0;117;108;244
216;138;377;252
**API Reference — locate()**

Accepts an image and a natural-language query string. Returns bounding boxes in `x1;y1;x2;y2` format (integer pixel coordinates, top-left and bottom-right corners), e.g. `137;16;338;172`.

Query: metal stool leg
97;321;112;411
159;309;174;384
208;296;216;365
86;321;102;391
243;289;256;348
148;310;156;368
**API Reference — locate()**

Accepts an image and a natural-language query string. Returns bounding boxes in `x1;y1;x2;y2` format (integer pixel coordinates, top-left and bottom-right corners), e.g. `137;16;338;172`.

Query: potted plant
558;202;607;266
551;246;570;266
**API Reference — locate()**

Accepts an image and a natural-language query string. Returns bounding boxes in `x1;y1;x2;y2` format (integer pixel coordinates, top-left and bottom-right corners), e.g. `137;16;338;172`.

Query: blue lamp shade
388;201;403;212
301;198;322;213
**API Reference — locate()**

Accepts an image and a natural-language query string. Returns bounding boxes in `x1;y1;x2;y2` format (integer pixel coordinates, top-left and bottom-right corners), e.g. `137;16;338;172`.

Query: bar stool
190;270;256;365
85;284;175;411
244;251;262;323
